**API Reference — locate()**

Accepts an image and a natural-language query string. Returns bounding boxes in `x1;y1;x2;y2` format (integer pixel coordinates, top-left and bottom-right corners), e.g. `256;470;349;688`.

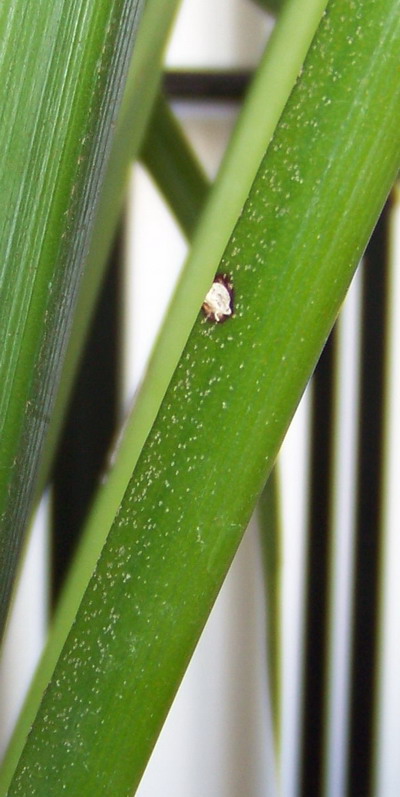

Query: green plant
0;0;399;794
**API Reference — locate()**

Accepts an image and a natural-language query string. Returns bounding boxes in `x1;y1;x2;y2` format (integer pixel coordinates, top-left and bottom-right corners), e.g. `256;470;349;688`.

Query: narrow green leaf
142;85;283;771
79;0;328;553
0;0;144;634
37;0;183;494
7;1;400;795
252;0;287;14
140;93;210;238
143;80;283;776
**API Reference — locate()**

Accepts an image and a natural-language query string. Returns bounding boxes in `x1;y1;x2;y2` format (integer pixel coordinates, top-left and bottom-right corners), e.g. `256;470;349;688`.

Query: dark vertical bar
346;202;390;797
164;70;251;102
300;330;337;796
51;224;123;604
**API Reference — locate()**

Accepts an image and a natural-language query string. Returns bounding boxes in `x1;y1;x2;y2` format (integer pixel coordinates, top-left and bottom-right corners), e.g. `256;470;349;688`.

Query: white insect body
202;274;234;323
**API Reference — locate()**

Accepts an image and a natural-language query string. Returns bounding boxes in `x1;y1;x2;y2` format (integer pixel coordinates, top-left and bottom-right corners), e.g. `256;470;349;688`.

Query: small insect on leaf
202;274;234;323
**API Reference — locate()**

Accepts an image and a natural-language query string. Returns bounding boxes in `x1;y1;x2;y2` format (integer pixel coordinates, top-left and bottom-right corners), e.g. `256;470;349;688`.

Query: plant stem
140;93;209;238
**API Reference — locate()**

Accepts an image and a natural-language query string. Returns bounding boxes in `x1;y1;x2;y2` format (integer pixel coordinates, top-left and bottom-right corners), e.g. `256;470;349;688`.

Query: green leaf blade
36;0;183;494
0;0;144;631
140;93;210;237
